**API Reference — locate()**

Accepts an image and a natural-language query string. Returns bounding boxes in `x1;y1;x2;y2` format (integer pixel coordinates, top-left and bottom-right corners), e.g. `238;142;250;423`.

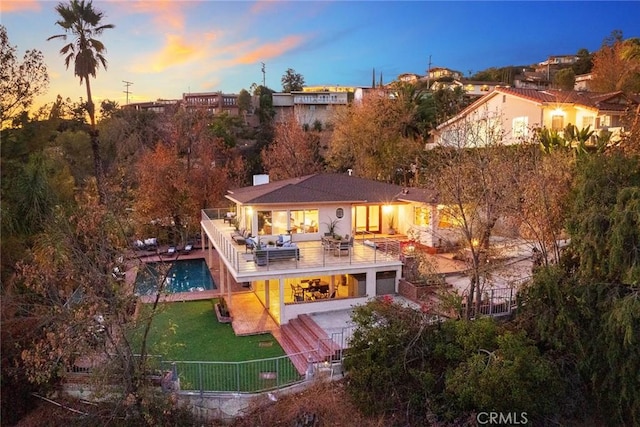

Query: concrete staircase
278;314;341;375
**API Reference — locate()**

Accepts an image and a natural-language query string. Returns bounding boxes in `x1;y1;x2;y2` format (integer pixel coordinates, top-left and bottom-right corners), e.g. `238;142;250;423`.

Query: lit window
290;209;319;234
438;207;462;228
551;115;564;130
414;207;430;227
512;116;528;138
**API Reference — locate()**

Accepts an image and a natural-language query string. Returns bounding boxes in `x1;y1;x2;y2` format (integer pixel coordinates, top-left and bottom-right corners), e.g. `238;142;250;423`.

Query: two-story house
199;173;461;326
272;87;353;128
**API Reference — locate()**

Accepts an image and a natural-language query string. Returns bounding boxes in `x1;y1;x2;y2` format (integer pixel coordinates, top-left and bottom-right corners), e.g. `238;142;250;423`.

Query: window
290;209;319;234
271;210;289;235
257;211;272;235
414;207;430;227
512;116;528;138
551;114;564;130
582;116;594;129
438;207;462;228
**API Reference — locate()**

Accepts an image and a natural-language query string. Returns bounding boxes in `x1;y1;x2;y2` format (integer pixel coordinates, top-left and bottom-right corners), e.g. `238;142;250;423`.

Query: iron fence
160;352;306;394
461;279;530;319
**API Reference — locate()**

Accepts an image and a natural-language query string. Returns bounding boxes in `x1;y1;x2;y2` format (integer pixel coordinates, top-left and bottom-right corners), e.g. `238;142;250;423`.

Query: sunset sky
3;1;639;110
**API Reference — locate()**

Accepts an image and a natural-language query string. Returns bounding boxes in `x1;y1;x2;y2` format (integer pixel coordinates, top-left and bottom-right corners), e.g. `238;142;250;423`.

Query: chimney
253;174;269;186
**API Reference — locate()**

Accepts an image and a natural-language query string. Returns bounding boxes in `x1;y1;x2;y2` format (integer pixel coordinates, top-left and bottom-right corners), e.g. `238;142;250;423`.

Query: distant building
431;79;507;98
513;71;552;90
397;73;421;84
123;91;241;116
123;99;180;114
182;92;240;115
272;89;351;128
574;73;593;91
426;67;464;81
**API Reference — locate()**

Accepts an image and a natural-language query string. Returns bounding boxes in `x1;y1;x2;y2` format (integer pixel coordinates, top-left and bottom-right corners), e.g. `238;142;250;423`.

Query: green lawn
132;299;301;392
133;299;285;361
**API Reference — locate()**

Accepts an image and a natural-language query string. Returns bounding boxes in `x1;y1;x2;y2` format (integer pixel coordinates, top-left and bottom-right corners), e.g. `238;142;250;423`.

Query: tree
571;48;593;75
237;88;251;124
515;149;573;266
0;25;49;128
48;0;115;203
9;187;197;424
518;150;640;425
281;68;305;92
328;93;423;182
345;298;564;425
553;67;576;90
590;31;640;93
426;111;525;318
432;86;469;125
261;114;324;179
133;142;195;242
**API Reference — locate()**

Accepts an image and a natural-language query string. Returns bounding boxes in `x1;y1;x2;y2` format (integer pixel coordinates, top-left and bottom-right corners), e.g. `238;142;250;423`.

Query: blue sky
2;1;639;110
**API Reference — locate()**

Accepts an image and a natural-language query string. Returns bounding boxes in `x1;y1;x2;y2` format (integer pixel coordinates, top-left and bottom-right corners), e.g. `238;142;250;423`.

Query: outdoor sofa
254;244;300;266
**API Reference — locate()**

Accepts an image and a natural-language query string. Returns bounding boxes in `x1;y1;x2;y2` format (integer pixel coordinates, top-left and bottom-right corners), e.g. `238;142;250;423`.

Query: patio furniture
254;245;300;266
231;228;251;245
163;246;177;257
276;234;292;247
223;212;237;225
333;236;354;257
245;237;258;253
181;243;193;254
291;284;304;302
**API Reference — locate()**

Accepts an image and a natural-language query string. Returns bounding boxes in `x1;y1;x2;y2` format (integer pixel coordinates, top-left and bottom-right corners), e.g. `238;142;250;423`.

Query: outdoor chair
276;234;292;247
164;246;177;257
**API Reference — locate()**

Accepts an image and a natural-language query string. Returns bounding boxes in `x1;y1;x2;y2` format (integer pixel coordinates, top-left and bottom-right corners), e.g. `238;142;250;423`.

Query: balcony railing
201;211;402;276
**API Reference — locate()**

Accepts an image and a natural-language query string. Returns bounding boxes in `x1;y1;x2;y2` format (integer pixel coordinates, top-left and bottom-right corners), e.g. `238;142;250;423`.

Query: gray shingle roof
226;173;439;205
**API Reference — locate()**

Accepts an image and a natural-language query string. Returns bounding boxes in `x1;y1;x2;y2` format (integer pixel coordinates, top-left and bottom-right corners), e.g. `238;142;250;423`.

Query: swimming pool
134;259;216;296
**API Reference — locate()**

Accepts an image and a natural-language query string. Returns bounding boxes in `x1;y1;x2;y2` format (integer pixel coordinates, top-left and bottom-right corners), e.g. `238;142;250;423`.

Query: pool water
135;259;216;296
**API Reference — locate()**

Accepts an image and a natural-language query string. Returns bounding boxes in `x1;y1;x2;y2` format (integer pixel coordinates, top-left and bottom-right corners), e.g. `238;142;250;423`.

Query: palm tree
48;0;114;203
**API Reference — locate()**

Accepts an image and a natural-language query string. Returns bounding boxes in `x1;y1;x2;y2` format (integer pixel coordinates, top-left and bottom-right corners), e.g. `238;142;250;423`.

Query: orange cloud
116;1;186;31
249;0;281;15
235;35;306;64
0;0;41;13
132;34;204;73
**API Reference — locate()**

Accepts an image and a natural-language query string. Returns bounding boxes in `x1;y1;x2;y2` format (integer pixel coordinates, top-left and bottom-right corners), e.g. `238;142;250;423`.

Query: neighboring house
397;73;421;84
200;173;460;325
272;89;350;128
123;92;240;116
431;87;638;147
183;92;240;115
123;99;180;114
574;73;593;91
427;67;464;81
513;71;552;90
430;79;506;98
534;54;579;78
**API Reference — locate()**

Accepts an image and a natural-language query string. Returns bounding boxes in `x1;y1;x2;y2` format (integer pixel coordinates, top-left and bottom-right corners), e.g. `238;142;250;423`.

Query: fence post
489;289;494;315
198;362;203;399
236;362;241;392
